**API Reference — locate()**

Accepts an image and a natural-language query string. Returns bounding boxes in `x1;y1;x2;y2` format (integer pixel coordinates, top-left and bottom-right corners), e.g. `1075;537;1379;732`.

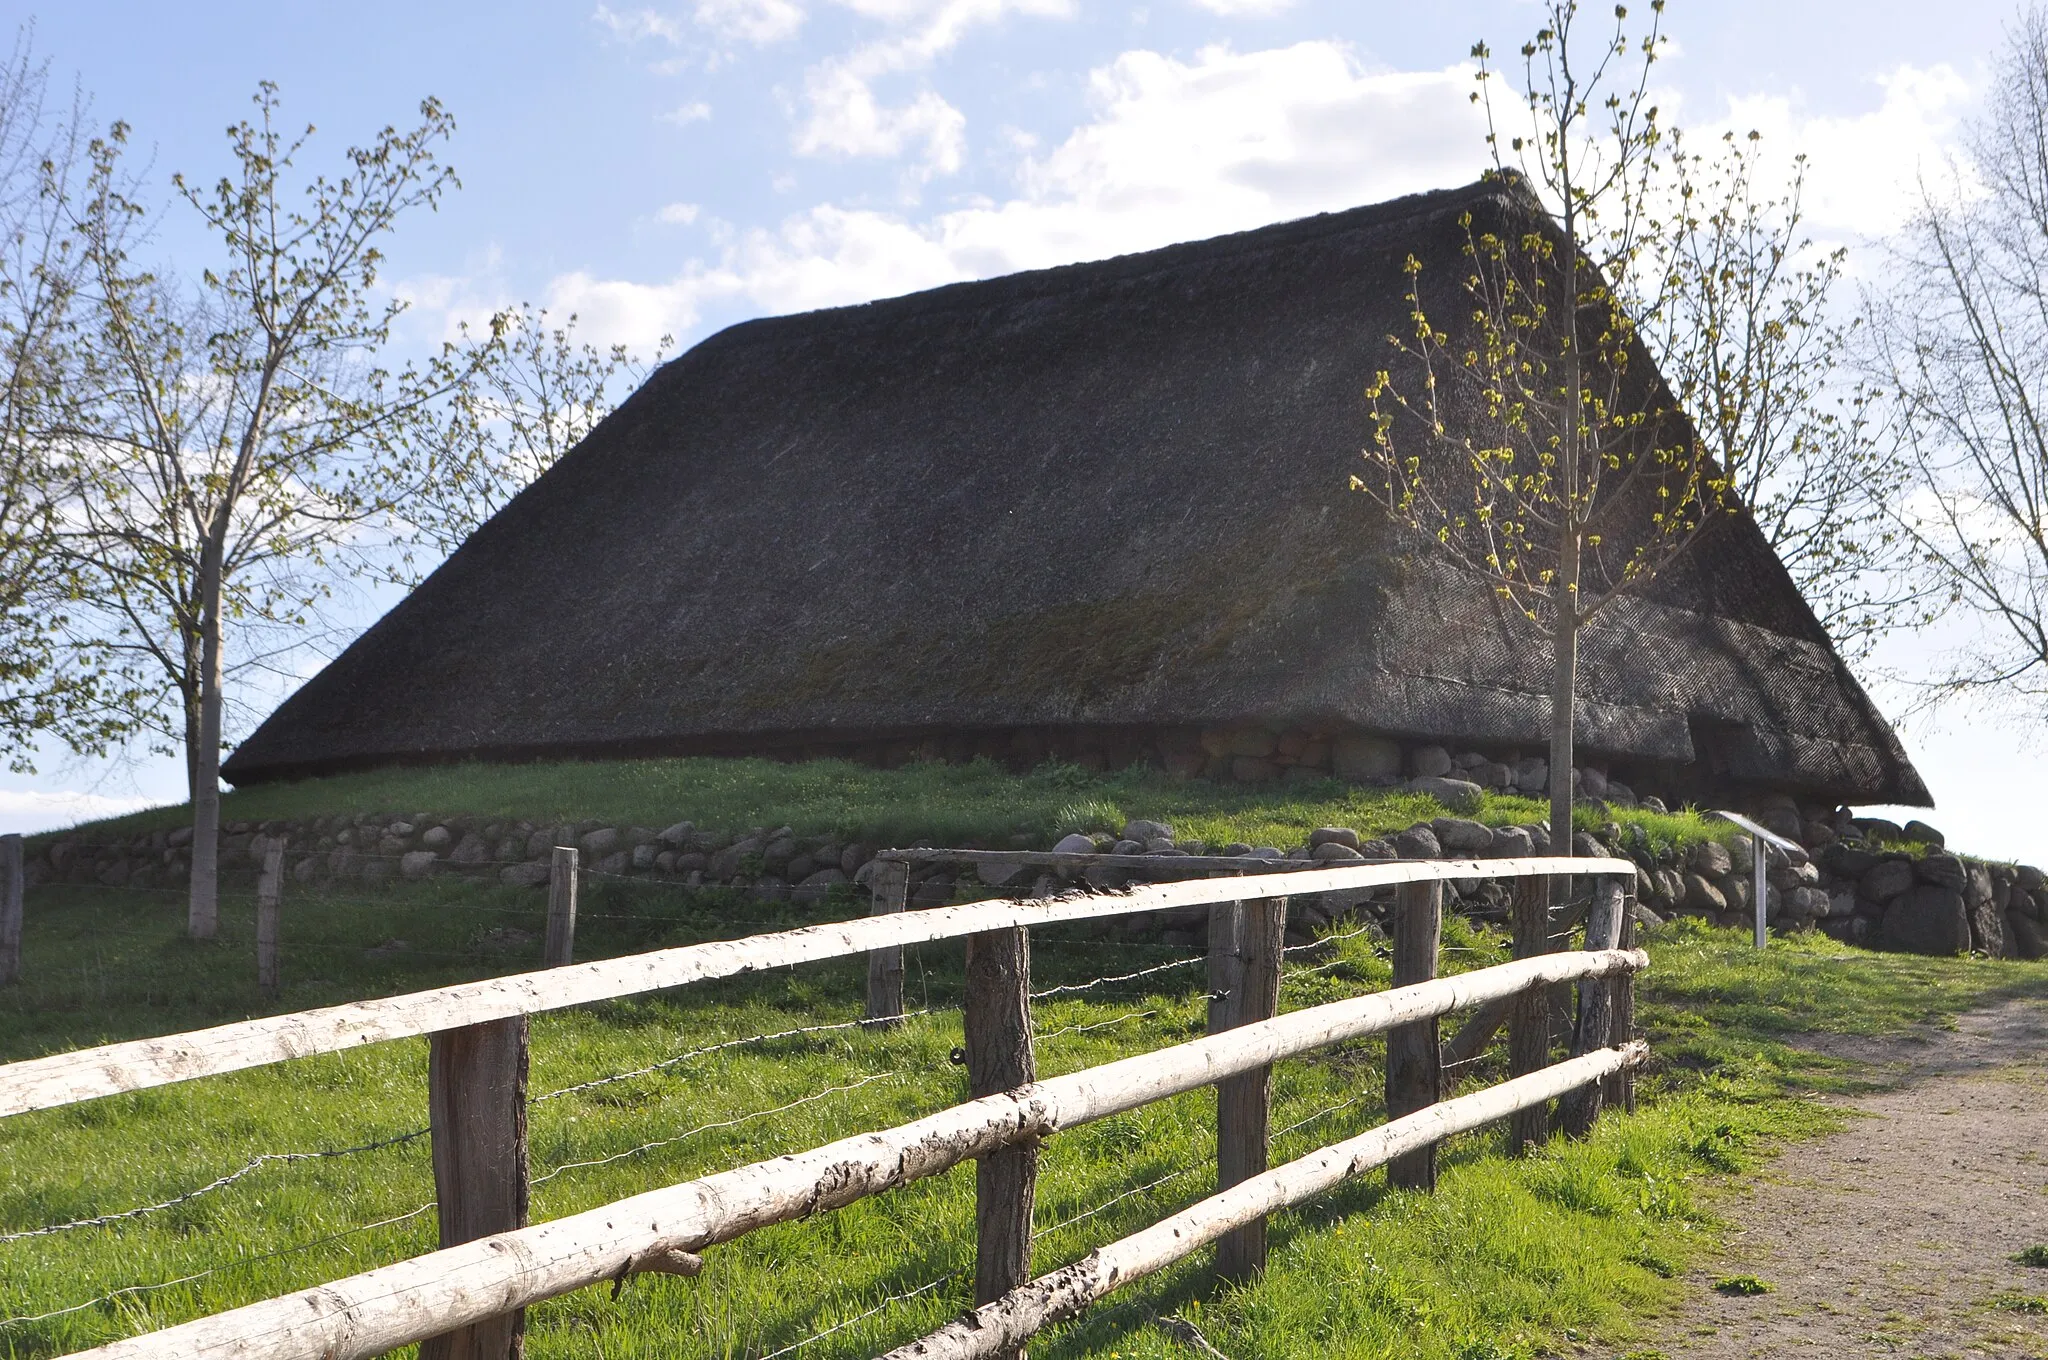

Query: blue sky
4;0;2037;859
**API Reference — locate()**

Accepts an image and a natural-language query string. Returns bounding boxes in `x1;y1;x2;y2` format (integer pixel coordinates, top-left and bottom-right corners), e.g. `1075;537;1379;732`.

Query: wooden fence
0;851;1646;1360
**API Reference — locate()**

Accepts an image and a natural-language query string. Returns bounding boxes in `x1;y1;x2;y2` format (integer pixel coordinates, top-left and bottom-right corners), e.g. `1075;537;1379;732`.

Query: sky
2;0;2039;860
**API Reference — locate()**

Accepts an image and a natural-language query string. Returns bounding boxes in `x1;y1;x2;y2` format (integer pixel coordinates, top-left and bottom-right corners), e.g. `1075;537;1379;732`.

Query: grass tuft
2015;1245;2048;1268
1712;1276;1774;1296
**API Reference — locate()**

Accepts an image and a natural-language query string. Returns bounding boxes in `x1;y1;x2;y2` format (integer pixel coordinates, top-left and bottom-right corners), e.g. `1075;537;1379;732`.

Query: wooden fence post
866;860;910;1025
963;926;1036;1354
1207;894;1284;1283
544;847;578;969
420;1017;530;1360
1385;879;1442;1191
1559;876;1627;1139
1603;879;1639;1115
0;834;22;988
1506;874;1552;1155
256;840;285;997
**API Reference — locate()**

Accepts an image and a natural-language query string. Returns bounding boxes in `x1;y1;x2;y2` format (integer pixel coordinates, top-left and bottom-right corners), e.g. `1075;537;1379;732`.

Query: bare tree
1869;5;2048;727
60;86;475;937
1357;0;1875;852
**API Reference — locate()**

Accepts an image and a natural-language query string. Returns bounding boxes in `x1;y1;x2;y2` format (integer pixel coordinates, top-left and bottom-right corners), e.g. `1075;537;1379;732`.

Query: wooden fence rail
61;946;1646;1360
0;855;1632;1119
885;1043;1649;1360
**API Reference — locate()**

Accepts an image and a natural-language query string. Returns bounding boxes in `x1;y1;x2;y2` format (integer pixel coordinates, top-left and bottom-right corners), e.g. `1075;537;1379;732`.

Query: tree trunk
187;555;225;940
1550;201;1584;864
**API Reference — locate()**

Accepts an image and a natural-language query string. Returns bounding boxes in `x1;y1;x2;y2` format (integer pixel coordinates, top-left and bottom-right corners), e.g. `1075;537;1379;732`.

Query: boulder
1431;817;1495;855
420;825;453;850
1231;756;1280;783
1689;840;1734;878
1394;826;1442;859
499;862;551;887
1332;734;1402;781
1881;885;1972;955
449;833;491;866
1683;873;1728;914
1852;816;1905;842
794;867;851;905
632;843;660;871
1311;842;1365;862
1486;825;1535;859
1357;838;1397;860
597;851;631;876
1051;832;1098;855
400;850;439;880
1512;757;1549;793
1787;886;1831;920
1123;819;1174;844
1407;775;1484;812
1111;839;1144;856
578;827;620;858
657;821;695;845
1901;819;1945;848
1916;853;1967;892
1411;745;1453;778
1860;858;1916;902
2009;911;2048;961
1966;887;2008;957
1579;767;1610;798
1309;826;1361;851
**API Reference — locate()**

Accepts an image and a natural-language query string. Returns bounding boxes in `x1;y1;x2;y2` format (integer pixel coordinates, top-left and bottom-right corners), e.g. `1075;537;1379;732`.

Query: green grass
0;874;2043;1359
42;755;1724;855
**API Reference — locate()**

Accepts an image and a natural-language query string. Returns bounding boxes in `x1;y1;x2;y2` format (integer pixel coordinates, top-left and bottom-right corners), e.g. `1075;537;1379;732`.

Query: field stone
1407;775;1484;812
1882;885;1971;955
1430;818;1494;855
1683;873;1728;914
1111;839;1144;856
1051;832;1097;855
1902;819;1946;848
1486;825;1535;859
2010;911;2048;960
794;867;851;904
1309;826;1361;851
1394;826;1441;859
1690;840;1734;878
420;825;453;850
399;850;438;880
841;842;873;873
1411;745;1453;777
292;855;324;884
450;834;491;866
2018;865;2046;891
1122;819;1174;844
500;862;551;887
1512;757;1549;793
1967;892;2008;958
1311;842;1365;862
579;827;620;858
1860;858;1916;902
656;821;694;845
1579;767;1610;798
632;843;659;871
1357;838;1396;859
1917;853;1967;892
1332;734;1402;781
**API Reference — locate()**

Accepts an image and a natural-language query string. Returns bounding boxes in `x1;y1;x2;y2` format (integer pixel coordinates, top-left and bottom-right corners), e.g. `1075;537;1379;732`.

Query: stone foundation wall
27;793;2045;962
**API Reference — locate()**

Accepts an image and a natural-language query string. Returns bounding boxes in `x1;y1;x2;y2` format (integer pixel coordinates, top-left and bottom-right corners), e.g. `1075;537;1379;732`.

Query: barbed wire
1035;1009;1158;1045
1030;954;1204;999
529;1071;899;1190
1033;1166;1198;1243
754;1270;960;1360
0;1199;437;1333
532;1014;932;1106
0;1128;428;1244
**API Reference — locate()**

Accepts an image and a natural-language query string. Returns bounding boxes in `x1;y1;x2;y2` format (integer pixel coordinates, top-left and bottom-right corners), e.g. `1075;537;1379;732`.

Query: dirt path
1614;999;2048;1360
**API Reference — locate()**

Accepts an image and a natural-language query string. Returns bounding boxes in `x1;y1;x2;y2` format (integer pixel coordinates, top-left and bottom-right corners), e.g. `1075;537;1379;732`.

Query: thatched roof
224;178;1928;805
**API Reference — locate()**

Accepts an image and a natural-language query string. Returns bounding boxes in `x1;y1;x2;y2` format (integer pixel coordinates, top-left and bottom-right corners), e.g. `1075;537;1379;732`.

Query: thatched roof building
224;178;1928;807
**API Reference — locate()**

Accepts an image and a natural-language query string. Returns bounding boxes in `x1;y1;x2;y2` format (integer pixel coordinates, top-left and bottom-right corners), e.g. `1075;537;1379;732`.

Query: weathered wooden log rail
1;853;1644;1360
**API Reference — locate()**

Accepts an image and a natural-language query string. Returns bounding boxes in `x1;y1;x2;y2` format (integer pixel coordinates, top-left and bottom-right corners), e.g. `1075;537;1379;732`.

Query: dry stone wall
26;783;2045;963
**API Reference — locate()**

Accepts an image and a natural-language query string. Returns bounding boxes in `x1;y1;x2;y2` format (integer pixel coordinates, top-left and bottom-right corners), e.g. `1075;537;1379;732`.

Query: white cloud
792;0;1075;178
1716;63;1976;239
539;41;1489;348
592;0;804;48
663;100;714;124
658;201;702;224
1189;0;1295;15
694;0;805;43
0;788;163;836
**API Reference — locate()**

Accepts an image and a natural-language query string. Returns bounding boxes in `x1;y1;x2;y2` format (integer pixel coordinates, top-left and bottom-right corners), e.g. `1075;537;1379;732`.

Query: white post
1752;832;1767;950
